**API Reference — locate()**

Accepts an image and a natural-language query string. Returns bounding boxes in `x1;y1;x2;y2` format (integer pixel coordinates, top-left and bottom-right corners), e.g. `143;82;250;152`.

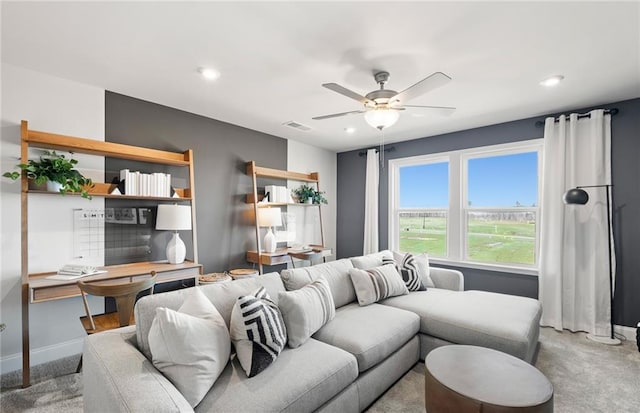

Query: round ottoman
425;345;553;413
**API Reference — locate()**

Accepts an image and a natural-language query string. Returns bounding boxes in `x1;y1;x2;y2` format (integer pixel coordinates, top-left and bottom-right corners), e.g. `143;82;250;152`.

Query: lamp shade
563;188;589;205
364;108;400;130
258;208;282;228
156;204;192;230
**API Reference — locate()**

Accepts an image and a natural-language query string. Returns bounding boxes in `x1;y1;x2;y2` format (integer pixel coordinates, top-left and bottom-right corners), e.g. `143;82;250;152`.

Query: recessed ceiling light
198;67;220;80
540;75;564;87
344;127;356;134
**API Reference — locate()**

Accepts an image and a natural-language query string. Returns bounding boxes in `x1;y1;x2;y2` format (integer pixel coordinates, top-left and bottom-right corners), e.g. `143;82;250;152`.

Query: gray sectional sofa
83;251;542;412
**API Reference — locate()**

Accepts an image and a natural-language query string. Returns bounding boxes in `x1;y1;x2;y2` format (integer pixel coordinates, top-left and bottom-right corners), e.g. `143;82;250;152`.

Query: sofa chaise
83;251;542;412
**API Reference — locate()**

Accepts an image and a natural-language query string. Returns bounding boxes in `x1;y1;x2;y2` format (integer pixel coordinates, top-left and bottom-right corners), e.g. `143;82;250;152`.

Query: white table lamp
258;208;282;253
156;204;192;264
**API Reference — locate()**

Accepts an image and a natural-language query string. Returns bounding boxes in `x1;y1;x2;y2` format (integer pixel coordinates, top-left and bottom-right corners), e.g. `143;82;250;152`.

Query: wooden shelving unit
246;161;328;273
18;120;199;387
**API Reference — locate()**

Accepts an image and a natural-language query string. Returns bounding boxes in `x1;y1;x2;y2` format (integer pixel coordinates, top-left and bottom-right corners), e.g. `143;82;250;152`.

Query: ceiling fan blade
322;83;371;104
403;105;456;115
391;72;452;104
312;110;366;120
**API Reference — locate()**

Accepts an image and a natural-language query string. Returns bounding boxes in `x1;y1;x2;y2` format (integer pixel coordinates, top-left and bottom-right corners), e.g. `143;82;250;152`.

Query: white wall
287;140;337;260
1;63;105;373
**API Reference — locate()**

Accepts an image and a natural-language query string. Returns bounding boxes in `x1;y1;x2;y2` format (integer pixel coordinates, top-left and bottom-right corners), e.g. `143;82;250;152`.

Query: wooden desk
21;260;202;387
28;260;203;303
246;248;332;270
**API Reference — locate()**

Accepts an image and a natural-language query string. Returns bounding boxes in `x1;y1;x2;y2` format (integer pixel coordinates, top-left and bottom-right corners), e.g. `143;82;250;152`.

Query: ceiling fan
312;71;455;130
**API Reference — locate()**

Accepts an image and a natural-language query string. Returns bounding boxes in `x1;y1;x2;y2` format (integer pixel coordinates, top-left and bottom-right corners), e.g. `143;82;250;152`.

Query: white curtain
539;109;613;336
363;149;379;254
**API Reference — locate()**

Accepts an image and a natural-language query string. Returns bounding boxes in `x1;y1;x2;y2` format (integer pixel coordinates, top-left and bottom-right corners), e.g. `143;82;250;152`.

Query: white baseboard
0;338;83;375
614;324;637;342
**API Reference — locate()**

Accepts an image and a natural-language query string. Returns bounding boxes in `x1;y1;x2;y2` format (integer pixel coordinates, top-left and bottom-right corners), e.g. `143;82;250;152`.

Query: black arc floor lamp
563;184;621;345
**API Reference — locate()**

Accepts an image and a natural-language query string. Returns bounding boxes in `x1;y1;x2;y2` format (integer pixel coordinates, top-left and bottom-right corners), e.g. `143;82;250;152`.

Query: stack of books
119;169;173;197
47;265;107;281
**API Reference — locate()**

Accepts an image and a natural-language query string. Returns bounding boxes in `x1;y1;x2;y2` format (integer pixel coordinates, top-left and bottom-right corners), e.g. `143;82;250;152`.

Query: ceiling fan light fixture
364;108;400;130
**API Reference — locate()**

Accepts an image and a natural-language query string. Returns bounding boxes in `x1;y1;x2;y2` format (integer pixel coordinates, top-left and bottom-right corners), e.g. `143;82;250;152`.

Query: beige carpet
367;327;640;412
1;328;639;412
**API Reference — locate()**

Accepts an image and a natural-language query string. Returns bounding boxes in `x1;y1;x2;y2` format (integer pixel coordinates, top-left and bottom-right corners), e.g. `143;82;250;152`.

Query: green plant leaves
2;150;93;199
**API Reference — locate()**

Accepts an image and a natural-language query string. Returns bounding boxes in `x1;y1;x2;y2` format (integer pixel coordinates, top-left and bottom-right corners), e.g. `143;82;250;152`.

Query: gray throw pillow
348;264;409;306
230;287;287;377
148;288;230;408
278;278;335;348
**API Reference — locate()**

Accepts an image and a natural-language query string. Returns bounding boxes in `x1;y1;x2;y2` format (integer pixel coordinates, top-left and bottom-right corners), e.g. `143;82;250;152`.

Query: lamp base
263;228;276;253
166;232;186;264
586;334;621;346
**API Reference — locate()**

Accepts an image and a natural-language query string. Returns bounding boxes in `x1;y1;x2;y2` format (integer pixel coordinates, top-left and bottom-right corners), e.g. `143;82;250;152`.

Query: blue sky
399;152;538;208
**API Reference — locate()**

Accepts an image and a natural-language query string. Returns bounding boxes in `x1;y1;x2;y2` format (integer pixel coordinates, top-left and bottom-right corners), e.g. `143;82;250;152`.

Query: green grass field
399;214;535;265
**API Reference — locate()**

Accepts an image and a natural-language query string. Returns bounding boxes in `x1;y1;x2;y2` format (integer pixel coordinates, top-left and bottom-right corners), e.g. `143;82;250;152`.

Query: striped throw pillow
278;278;336;348
230;287;287;377
348;265;409;306
399;253;427;291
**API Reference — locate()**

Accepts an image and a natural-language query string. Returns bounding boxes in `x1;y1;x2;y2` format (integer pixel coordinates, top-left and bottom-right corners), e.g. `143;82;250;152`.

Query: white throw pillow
148;288;230;408
278;278;336;348
230;286;287;377
393;251;435;288
348;264;409;306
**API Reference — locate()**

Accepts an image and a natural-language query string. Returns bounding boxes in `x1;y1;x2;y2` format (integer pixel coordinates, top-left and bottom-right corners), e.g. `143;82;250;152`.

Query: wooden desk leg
22;282;30;388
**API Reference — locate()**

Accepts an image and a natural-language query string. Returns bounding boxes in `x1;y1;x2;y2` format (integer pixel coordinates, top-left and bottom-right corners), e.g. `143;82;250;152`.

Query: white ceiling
2;2;639;152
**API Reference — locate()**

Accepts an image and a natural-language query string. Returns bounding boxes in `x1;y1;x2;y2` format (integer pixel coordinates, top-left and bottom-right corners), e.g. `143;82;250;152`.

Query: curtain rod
534;108;618;128
358;146;396;157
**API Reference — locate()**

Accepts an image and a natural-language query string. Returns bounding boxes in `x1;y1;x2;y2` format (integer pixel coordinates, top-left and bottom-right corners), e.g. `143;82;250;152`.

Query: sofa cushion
393;251;435;288
349;265;409;306
279;278;336;348
195;338;358;413
350;250;393;270
280;259;355;308
136;272;285;361
312;303;419;372
381;289;542;361
230;287;287;377
395;252;427;291
148;288;230;407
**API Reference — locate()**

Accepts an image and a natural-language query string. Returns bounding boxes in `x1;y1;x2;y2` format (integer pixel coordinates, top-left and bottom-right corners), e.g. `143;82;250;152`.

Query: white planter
46;181;64;193
305;198;313;204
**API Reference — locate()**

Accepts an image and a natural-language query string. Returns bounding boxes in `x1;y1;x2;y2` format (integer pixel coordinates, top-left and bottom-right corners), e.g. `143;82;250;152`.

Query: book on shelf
119;169;173;197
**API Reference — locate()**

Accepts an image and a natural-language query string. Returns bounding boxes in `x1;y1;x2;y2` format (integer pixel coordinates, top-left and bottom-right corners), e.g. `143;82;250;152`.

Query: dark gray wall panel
105;92;287;273
337;98;640;327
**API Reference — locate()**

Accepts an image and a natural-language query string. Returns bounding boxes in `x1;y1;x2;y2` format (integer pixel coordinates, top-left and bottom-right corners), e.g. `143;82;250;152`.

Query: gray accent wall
105;92;287;273
337;98;640;327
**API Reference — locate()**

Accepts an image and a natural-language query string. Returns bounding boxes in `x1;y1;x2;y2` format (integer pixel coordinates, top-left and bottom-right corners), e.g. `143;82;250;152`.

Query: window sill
429;258;538;277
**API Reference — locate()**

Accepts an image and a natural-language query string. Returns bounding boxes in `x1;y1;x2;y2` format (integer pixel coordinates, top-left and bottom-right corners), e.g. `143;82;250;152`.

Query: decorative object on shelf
564;184;620;345
156;204;192;264
292;184;328;205
258;208;282;253
3;150;93;199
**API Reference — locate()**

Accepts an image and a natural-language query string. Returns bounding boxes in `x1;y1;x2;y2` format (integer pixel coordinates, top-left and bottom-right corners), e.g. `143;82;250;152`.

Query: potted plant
292;184;328;205
3;150;94;199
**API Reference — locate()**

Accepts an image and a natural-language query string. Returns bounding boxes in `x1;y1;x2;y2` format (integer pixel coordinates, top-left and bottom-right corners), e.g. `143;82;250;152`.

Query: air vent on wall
283;121;311;131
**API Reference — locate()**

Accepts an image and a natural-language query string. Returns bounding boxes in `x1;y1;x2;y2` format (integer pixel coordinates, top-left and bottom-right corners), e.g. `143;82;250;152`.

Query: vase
46;181;64;193
305;198;313;204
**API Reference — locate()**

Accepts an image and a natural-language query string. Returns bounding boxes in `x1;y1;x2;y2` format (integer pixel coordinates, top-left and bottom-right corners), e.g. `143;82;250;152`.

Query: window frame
389;139;543;275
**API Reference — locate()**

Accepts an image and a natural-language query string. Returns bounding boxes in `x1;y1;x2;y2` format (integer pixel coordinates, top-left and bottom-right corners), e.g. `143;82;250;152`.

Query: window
398;160;449;258
389;140;542;272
